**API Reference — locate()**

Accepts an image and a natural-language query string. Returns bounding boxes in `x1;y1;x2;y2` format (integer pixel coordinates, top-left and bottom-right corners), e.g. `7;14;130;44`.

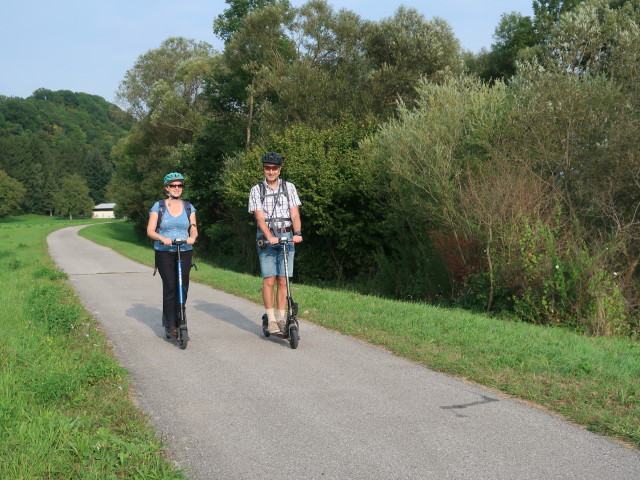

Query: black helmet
261;152;283;165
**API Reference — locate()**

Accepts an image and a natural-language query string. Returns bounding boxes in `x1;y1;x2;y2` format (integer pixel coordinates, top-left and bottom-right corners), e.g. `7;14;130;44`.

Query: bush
222;121;380;283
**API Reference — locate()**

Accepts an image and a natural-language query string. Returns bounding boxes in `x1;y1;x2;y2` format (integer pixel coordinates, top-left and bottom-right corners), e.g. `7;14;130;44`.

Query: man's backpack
257;179;292;227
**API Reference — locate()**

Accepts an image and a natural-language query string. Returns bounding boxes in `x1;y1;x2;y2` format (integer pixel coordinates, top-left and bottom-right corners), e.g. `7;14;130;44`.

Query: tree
111;37;219;233
209;2;463;141
217;2;296;146
361;74;509;302
0;170;26;217
467;1;586;82
116;37;217;124
363;7;463;113
250;1;371;130
533;0;586;40
213;0;288;43
546;0;640;82
517;1;640;325
53;174;94;219
477;12;538;80
84;148;112;204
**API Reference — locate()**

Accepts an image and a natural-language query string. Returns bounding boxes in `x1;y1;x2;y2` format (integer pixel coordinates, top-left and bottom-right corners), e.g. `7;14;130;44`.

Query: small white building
92;203;116;219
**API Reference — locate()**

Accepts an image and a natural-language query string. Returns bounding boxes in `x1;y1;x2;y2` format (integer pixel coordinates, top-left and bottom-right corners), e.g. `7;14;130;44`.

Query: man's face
263;163;281;182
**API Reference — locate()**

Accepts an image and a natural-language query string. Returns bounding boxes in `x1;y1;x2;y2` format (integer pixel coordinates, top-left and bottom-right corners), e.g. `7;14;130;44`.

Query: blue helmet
164;172;185;185
261;152;283;165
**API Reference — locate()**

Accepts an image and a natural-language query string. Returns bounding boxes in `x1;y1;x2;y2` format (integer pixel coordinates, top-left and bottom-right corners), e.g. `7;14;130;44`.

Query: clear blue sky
0;1;533;104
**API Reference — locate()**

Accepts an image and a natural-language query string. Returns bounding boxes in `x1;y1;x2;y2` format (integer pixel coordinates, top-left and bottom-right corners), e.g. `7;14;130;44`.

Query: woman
146;172;198;339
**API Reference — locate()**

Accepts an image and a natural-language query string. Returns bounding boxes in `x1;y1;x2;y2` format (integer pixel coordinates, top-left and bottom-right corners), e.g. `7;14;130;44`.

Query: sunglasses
263;165;280;171
167;183;184;188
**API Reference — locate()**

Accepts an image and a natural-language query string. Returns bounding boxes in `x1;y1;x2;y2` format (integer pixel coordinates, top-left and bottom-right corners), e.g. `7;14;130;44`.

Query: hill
0;89;134;211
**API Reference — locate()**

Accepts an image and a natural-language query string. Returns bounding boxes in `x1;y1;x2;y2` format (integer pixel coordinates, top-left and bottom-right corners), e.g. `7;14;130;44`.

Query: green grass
79;220;640;450
0;216;184;479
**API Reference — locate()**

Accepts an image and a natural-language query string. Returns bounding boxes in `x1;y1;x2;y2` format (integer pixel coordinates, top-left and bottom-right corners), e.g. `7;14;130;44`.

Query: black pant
155;249;193;330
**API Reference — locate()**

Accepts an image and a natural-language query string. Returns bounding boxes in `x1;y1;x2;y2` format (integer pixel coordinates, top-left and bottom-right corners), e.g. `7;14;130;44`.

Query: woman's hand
186;237;196;245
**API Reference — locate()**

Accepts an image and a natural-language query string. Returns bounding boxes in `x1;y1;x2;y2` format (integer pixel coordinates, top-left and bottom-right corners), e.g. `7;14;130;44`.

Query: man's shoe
267;321;281;334
277;320;286;331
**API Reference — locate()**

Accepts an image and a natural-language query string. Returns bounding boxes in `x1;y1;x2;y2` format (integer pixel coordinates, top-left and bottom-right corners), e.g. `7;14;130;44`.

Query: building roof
93;203;116;210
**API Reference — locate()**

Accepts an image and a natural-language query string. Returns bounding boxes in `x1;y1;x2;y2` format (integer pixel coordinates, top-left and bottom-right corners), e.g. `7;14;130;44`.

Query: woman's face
165;181;184;197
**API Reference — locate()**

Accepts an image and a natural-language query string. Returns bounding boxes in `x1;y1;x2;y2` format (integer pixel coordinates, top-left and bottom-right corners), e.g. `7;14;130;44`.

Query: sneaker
277;320;286;331
267;320;282;334
165;328;177;339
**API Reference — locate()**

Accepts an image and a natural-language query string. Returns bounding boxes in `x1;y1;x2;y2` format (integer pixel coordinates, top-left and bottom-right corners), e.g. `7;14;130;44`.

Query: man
248;152;303;334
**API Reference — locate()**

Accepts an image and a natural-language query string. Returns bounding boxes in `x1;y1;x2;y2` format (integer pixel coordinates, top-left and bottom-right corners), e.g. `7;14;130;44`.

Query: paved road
47;225;640;479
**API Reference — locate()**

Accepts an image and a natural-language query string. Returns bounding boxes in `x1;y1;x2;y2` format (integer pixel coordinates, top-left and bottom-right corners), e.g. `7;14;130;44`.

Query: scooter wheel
289;325;299;349
261;314;270;337
178;327;188;349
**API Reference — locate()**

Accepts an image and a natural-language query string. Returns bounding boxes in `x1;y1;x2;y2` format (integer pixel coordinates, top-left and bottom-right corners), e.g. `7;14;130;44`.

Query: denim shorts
257;231;295;278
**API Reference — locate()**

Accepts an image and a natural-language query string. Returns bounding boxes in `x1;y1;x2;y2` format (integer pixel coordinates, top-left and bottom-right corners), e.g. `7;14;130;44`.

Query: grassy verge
0;216;184;479
79;220;640;450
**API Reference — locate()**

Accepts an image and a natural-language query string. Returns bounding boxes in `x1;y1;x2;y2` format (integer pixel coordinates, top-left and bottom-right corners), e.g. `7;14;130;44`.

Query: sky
0;1;533;105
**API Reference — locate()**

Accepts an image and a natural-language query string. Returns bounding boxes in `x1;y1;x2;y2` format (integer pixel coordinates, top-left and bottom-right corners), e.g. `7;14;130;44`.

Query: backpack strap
153;200;164;276
157;199;193;232
184;201;194;235
258;179;290;204
184;201;192;223
258;179;292;230
282;179;291;206
155;199;166;232
153;199;194;275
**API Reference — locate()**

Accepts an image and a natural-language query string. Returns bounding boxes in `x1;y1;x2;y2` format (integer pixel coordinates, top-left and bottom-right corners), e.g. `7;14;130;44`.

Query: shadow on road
125;303;164;338
192;300;263;338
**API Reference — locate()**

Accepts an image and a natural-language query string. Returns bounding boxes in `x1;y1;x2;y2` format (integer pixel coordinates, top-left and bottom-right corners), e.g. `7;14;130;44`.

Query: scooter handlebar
172;239;186;246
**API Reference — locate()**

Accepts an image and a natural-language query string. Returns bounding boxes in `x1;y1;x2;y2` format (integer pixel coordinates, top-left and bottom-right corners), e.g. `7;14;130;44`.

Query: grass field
0;216;184;479
1;215;637;479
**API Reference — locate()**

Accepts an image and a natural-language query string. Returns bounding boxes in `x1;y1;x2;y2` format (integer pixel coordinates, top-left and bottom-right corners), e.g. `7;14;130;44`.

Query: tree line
0;89;133;217
5;0;638;337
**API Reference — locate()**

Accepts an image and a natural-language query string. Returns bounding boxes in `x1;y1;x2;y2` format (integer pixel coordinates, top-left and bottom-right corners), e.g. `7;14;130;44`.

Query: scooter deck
261;325;287;339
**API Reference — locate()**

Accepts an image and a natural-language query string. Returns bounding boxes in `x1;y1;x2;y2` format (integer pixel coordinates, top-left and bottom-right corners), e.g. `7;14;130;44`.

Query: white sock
276;310;286;322
266;308;276;324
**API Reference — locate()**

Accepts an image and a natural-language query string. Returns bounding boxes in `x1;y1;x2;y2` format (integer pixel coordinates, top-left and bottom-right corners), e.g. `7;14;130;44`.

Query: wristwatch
294;231;302;236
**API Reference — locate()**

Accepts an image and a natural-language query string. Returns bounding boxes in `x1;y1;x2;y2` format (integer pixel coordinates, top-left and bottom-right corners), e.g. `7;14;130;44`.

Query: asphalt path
47;225;640;479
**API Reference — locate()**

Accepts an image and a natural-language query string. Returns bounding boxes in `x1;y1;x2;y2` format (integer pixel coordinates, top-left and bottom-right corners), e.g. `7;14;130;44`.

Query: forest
0;89;133;217
2;0;639;337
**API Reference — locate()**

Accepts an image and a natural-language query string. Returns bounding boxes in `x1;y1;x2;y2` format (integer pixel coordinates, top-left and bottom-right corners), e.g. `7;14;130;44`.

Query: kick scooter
262;237;300;349
167;239;190;349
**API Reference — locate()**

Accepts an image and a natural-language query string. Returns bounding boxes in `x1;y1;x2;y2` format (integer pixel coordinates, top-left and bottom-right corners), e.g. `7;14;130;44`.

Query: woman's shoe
165;328;177;339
